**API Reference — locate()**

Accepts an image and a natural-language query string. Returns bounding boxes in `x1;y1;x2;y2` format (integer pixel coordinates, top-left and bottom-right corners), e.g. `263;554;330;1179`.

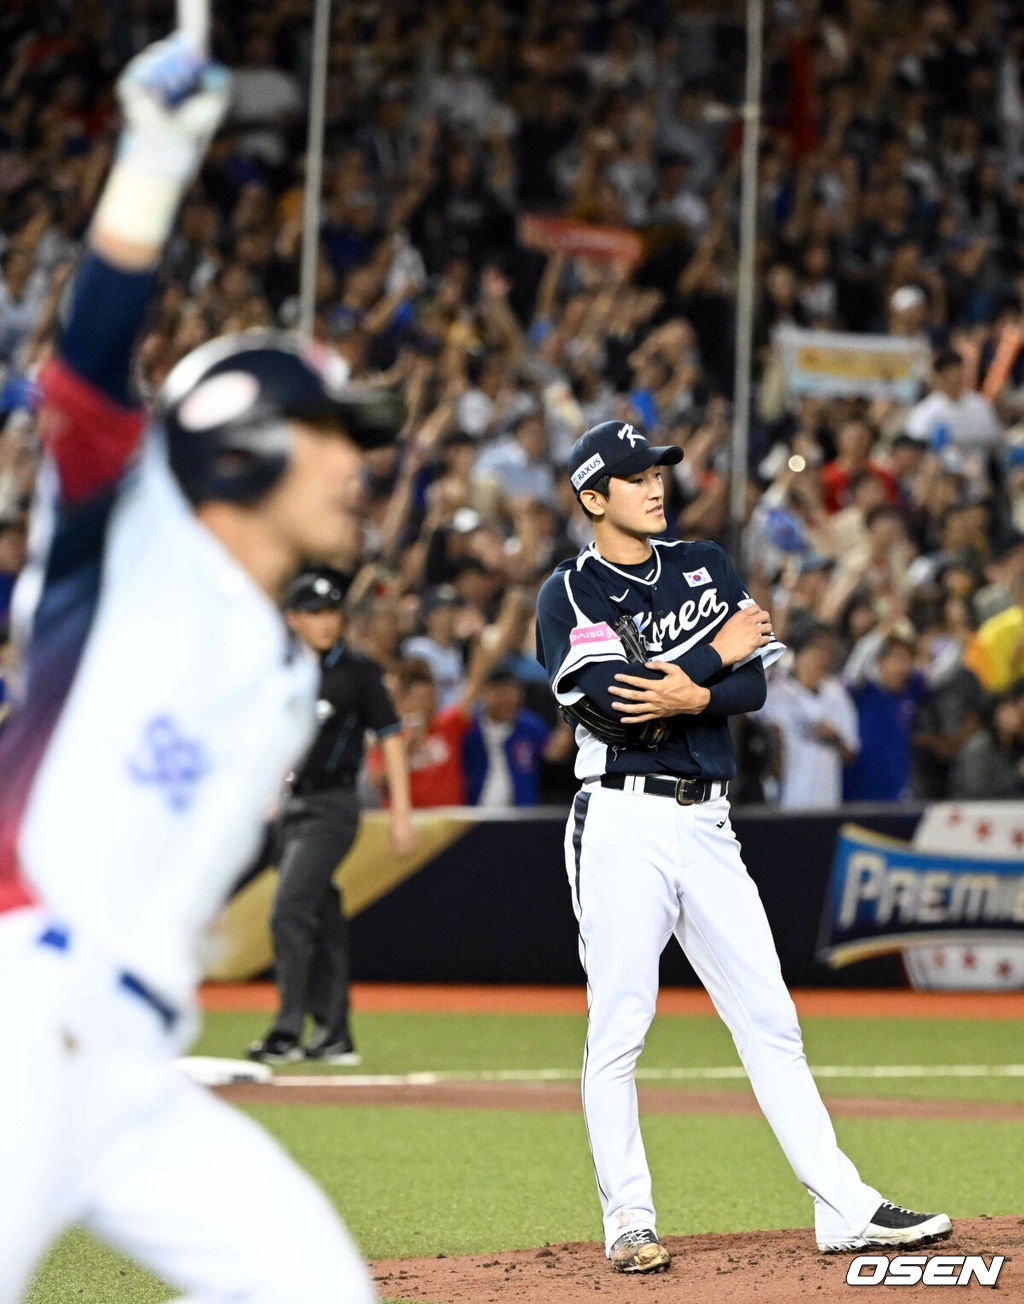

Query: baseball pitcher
535;420;952;1273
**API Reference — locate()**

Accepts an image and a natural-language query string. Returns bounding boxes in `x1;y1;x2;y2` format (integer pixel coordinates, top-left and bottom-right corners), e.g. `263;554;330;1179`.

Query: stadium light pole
299;0;332;337
728;0;764;554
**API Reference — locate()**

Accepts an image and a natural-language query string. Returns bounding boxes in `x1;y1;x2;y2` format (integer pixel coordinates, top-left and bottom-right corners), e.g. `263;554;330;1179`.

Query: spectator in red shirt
370;588;529;808
821;419;898;515
385;659;470;807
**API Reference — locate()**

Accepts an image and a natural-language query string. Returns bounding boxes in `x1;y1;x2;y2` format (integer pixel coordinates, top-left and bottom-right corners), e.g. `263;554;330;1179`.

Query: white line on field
269;1065;1024;1088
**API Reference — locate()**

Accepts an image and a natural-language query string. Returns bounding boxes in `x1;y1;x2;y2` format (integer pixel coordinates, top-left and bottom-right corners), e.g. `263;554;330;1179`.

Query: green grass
192;1008;596;1072
193;1008;1024;1103
26;1234;167;1304
25;1228;421;1304
236;1105;1024;1252
26;1006;1024;1302
29;1109;1024;1302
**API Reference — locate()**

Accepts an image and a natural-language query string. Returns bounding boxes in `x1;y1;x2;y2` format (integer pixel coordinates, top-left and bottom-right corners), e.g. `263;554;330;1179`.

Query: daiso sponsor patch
570;622;615;646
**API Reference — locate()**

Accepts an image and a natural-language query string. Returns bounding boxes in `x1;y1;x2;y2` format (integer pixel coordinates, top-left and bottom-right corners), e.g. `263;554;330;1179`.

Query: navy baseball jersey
535;538;785;780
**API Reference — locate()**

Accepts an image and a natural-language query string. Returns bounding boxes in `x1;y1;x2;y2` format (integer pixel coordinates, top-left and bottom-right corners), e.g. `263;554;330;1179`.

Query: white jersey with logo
0;358;317;1009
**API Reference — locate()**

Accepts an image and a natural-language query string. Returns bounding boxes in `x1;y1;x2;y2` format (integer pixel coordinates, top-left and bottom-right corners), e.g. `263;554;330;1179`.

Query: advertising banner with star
818;806;1024;988
904;802;1024;990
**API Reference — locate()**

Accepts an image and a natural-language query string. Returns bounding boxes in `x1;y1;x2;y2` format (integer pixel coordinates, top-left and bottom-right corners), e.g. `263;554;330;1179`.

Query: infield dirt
218;1078;1024;1121
209;983;1024;1301
215;1078;1022;1299
369;1217;1022;1302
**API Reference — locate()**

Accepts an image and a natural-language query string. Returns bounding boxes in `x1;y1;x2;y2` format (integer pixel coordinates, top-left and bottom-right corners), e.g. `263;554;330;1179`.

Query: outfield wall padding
346;806;922;988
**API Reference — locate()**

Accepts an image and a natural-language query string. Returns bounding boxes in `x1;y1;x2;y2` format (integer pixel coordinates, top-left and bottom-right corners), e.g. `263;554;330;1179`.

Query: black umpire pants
270;789;360;1043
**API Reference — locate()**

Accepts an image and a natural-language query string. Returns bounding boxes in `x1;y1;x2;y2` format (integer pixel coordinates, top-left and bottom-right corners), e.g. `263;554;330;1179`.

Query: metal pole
729;0;764;551
298;0;332;337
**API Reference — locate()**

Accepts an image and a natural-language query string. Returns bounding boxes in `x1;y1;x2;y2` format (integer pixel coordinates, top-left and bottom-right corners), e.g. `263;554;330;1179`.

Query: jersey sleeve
703;656;767;715
360;660;402;739
37;360;147;507
714;546;787;672
38;253;156;506
536;568;635;706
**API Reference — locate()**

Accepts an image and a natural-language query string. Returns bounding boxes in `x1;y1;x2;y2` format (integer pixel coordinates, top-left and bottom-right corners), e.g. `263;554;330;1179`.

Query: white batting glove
116;34;230;185
93;34;230;253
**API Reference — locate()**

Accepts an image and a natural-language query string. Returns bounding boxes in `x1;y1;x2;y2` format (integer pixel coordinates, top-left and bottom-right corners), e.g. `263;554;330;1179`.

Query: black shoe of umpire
247;1030;304;1064
305;1035;361;1066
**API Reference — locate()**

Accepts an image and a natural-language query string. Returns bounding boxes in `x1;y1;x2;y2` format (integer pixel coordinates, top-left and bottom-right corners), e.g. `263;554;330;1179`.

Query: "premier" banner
818;824;1024;969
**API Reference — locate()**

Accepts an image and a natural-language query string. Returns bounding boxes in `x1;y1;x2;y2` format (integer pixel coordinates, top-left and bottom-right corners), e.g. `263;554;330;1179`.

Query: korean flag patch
684;567;712;587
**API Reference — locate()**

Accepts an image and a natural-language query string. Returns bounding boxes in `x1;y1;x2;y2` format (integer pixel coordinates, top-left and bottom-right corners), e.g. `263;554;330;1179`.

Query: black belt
599;774;729;805
38;925;179;1032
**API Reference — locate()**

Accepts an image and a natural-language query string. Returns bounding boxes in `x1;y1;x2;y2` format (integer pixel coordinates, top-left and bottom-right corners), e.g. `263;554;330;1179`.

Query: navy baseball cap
284;571;344;611
567;420;683;497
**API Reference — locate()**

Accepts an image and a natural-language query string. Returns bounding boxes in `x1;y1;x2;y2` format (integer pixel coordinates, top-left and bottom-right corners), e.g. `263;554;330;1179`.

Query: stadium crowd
2;0;1024;807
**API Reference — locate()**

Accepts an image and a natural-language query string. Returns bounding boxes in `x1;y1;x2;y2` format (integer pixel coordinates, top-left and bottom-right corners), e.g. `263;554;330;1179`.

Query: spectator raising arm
456;584;533;716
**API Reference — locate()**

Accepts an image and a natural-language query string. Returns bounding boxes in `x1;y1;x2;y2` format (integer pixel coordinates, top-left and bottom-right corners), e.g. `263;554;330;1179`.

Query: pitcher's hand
710;605;773;666
609;661;711;723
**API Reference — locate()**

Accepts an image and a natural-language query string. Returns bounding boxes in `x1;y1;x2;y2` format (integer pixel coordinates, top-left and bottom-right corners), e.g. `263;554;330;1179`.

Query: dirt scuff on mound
369;1217;1022;1303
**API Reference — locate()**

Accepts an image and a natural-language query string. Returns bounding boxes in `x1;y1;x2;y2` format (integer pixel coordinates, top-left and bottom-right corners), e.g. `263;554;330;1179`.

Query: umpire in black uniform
249;570;414;1065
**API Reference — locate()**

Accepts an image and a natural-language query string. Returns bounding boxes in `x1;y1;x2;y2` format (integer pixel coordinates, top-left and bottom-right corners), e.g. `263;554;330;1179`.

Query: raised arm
457;586;531;715
39;36;228;504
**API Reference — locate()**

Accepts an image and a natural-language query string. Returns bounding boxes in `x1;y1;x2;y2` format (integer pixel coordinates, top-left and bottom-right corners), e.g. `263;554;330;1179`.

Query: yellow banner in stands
775;325;929;402
201;812;470;980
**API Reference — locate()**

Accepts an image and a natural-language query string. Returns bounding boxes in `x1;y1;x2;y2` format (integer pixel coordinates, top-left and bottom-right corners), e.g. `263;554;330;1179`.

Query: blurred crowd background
2;0;1024;808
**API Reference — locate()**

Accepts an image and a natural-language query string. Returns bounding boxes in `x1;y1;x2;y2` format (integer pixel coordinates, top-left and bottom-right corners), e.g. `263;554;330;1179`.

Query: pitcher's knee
733;997;805;1061
586;996;657;1073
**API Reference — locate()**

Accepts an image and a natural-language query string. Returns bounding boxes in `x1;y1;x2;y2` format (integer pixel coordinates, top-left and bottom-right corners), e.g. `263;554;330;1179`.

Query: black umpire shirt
291;642;402;794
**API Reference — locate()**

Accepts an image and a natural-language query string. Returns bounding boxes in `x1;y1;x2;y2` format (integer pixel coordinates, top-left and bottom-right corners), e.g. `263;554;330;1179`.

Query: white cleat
818;1202;952;1253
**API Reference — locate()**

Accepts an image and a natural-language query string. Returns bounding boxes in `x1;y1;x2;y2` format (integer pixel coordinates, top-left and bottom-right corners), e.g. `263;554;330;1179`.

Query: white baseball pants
564;784;881;1252
0;909;374;1304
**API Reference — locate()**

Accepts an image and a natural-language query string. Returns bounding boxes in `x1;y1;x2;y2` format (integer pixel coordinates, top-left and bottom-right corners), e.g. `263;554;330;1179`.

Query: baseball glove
561;614;669;750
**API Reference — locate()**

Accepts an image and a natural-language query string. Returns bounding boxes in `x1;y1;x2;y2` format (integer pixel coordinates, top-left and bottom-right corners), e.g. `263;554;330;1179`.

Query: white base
177;1055;272;1086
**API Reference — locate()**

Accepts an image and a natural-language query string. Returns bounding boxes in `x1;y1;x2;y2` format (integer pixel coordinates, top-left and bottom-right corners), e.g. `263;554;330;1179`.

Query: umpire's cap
157;330;405;506
284;570;345;612
567;420;682;497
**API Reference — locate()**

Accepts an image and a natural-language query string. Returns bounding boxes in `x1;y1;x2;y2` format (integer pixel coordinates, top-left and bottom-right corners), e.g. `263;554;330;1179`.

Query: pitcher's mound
370;1216;1021;1302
